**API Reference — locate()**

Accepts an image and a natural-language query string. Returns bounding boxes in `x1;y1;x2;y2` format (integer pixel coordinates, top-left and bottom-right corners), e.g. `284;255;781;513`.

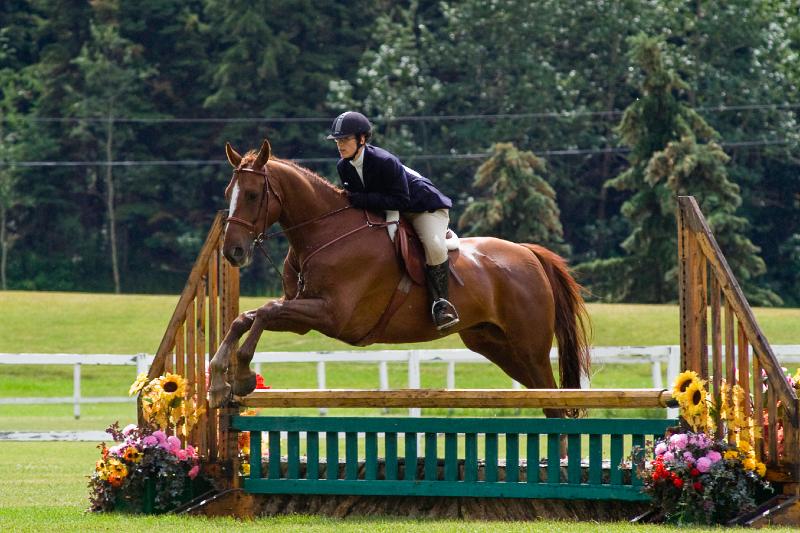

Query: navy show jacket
336;144;452;212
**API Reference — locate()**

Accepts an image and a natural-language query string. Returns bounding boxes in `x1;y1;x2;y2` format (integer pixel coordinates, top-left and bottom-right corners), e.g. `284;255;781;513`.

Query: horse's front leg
208;310;257;408
231;298;335;398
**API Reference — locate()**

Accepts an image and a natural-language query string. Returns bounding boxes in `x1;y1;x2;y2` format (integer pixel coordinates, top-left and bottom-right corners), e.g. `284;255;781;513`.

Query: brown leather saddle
394;217;462;287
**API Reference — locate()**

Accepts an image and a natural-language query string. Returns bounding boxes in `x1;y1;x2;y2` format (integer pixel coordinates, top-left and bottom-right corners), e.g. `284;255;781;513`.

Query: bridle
225;166;276;237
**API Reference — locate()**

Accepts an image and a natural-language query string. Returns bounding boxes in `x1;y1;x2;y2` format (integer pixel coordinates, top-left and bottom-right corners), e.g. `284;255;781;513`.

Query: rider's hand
347;191;366;208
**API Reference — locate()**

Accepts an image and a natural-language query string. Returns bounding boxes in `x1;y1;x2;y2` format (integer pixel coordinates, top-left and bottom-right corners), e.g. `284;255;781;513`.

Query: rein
227;164;398;293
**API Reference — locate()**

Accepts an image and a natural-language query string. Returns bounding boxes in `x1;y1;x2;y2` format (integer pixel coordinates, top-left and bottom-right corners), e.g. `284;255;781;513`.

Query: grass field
1;291;799;530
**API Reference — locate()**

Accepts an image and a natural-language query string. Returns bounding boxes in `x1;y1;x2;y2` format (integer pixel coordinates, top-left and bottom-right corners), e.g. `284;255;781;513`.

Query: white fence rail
3;346;800;419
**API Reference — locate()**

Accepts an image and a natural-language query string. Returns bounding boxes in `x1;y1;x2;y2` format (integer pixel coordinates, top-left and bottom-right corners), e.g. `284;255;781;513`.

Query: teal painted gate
232;416;676;501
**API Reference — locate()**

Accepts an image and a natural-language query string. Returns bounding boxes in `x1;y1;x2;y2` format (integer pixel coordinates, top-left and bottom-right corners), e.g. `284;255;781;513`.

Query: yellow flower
159;373;187;402
724;450;739;461
742;457;756;471
123;446;142;463
682;380;707;418
129;373;149;396
672;370;701;400
738;440;753;454
755;462;767;477
241;463;251;476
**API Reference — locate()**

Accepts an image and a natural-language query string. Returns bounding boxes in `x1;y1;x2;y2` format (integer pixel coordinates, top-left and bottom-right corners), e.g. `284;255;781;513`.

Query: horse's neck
271;161;350;250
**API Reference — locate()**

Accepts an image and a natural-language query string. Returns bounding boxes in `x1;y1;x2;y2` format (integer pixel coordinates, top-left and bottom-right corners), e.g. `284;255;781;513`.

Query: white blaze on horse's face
229;181;241;218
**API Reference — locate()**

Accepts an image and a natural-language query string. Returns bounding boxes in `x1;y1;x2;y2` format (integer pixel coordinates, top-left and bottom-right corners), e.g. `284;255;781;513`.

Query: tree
68;1;157;293
458;142;568;255
580;34;777;304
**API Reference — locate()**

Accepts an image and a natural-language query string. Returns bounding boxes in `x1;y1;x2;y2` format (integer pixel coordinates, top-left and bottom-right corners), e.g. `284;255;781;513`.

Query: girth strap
354;274;414;346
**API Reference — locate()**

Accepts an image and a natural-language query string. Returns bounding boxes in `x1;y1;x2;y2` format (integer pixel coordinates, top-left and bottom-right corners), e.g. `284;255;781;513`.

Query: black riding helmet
326;111;372;141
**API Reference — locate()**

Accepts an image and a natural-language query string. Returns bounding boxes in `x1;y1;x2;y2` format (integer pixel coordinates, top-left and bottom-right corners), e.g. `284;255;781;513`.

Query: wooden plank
169;323;181;375
208;250;219;357
268;430;280;480
698;253;708;381
287;431;300;479
506;433;519;483
307;432;319;480
242;388;674;409
589;434;602;486
547;433;560;484
725;299;736;445
610;435;623;485
365;432;378;480
465;433;478;482
631;434;645;487
567;434;581;485
738;322;752;443
711;279;723;440
326;431;338;480
527;434;540;484
345;432;358;480
444;433;458;482
192;280;205;452
485;433;498;483
768;386;778;465
250;431;261;480
385;432;397;481
424;432;437;481
753;355;763;461
404;432;417;481
149;212;225;381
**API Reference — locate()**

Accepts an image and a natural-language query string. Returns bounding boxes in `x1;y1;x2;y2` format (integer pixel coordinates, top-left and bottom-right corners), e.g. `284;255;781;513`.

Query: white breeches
404;209;450;266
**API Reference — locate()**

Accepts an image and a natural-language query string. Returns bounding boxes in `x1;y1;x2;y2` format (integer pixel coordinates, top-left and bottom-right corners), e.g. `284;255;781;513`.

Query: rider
327;111;459;330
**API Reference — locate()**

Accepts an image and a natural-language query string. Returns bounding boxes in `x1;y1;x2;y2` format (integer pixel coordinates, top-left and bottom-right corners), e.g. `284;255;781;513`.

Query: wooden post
710;278;722;440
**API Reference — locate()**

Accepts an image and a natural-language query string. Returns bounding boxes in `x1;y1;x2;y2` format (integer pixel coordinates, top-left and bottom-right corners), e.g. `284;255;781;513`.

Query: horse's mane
240;150;343;195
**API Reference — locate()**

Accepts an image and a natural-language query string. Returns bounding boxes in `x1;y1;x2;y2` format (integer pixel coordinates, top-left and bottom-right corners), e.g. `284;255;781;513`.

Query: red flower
693;481;703;492
690;468;700;477
672;476;684;489
255;373;270;390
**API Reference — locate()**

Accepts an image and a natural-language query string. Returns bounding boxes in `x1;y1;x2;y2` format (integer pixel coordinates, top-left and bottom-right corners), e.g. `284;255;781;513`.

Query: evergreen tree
580;34;777;304
458;142;568;255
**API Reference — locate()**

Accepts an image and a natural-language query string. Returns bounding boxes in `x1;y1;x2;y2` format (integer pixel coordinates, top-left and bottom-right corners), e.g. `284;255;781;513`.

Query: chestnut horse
208;139;591;414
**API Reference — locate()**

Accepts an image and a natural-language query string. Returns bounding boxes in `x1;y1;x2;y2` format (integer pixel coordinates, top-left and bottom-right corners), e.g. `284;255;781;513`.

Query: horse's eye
245;192;258;201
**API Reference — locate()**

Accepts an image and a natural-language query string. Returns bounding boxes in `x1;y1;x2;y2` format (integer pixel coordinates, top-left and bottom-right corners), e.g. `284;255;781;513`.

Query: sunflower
672;370;701;402
724;449;739;461
128;373;149;396
122;446;142;463
158;373;187;402
682;380;707;419
755;461;767;477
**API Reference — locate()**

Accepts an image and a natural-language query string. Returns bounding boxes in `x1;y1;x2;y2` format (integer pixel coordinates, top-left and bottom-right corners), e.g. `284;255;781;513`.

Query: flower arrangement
88;422;203;513
634;370;772;525
88;372;208;513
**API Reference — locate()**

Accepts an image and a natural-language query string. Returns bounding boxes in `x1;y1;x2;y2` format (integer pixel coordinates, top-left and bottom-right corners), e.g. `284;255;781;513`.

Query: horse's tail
522;244;591;391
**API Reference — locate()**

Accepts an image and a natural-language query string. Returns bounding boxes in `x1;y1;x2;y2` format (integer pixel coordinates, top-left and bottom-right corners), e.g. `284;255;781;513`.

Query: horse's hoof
207;383;231;409
232;372;257;397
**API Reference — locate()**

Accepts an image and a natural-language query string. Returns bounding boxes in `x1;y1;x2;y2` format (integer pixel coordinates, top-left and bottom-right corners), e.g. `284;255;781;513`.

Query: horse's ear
225;142;242;168
253;138;272;170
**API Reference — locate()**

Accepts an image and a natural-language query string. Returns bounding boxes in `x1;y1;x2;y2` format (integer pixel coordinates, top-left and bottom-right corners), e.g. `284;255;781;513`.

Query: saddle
393;217;462;287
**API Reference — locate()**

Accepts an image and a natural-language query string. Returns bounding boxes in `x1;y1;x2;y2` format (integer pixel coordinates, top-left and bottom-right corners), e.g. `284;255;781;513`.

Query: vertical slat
208;251;219;357
345;432;358;480
725;300;736;445
326;431;339;480
167;323;181;374
710;277;723;440
268;431;281;479
188;282;203;447
752;355;764;461
506;433;519;483
465;433;478;482
183;296;193;380
287;431;300;479
610;435;623;485
589;434;602;485
680;228;704;375
404;432;417;481
195;280;208;457
385;432;398;481
307;432;319;480
738;322;751;443
424;432;438;481
444;433;458;482
365;432;378;480
567;434;581;485
547;433;560;484
767;386;778;464
527;433;540;484
485;433;498;483
698;255;708;380
249;431;261;480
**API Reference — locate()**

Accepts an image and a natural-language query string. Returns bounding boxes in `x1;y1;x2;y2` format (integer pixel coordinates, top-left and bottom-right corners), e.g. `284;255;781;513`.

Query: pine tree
458;142;569;255
580;34;778;304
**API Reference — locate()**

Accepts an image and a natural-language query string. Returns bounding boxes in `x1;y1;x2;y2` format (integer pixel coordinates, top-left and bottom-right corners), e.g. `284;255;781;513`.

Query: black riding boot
425;259;460;330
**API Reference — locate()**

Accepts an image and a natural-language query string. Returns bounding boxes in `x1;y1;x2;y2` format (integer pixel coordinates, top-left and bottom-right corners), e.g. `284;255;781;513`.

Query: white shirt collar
349;145;366;182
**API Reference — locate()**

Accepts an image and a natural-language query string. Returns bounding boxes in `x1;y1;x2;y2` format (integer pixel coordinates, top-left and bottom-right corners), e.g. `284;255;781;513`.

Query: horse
208;139;591;418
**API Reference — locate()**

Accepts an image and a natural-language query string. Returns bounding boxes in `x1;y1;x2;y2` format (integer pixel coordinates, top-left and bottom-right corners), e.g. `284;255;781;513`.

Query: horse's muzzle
224;245;252;268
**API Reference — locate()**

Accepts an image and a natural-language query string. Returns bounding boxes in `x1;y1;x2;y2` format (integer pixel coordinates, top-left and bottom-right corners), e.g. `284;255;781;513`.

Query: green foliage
459;142;568;254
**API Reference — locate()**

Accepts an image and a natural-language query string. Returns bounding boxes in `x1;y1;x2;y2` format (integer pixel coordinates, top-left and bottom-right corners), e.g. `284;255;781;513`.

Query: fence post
379;361;389;414
135;353;148;376
666;347;680;419
317;361;327;416
73;363;81;419
408;350;421;418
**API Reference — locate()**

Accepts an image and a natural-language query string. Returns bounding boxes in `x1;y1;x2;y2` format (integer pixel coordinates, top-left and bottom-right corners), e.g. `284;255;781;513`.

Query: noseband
225;166;275;237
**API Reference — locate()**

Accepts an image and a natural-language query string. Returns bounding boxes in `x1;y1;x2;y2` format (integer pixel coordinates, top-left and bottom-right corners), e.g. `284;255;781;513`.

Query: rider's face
334;135;359;159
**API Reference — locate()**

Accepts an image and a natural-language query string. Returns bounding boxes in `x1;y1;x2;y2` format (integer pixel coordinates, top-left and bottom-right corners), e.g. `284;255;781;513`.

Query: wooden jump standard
241;388;675;409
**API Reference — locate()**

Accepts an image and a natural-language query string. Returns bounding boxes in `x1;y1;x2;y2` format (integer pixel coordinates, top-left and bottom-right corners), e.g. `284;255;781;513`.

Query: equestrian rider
328;111;459;330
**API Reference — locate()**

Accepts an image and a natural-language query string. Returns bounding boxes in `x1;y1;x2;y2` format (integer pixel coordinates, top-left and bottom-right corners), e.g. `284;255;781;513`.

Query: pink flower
152;430;167;444
122;424;137;436
669;433;688;450
175;449;188;461
166;435;182;453
696;456;712;473
663;451;674;463
142;435;158;447
706;450;722;464
185;445;197;459
107;444;124;457
655;442;667;456
683;451;695;464
188;465;200;479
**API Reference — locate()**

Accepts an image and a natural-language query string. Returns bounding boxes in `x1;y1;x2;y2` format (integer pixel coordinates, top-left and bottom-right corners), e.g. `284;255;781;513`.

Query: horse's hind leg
208;310;256;408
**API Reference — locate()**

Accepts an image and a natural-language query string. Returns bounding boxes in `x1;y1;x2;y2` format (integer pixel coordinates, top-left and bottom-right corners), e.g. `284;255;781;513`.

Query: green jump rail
232;416;677;501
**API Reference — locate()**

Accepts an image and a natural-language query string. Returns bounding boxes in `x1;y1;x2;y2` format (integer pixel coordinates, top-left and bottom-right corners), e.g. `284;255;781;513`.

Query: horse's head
222;139;280;268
